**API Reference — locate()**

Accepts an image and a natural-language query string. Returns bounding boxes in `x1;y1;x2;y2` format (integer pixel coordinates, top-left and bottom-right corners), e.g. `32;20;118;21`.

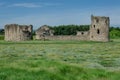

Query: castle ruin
35;15;110;42
5;24;33;41
4;15;110;42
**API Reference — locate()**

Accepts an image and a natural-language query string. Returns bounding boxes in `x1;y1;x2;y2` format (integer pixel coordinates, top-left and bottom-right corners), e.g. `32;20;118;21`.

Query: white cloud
8;2;61;8
42;3;61;6
11;3;42;8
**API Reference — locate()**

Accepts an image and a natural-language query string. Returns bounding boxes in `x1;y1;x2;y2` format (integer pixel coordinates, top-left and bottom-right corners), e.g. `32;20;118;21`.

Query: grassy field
0;39;120;80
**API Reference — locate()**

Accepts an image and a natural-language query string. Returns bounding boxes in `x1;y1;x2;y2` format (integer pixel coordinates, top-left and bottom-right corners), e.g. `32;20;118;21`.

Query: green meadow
0;39;120;80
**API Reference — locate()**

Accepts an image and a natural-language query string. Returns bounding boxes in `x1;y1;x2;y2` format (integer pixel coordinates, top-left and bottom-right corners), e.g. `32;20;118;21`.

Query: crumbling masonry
4;15;110;42
90;15;110;42
5;24;33;41
35;15;110;42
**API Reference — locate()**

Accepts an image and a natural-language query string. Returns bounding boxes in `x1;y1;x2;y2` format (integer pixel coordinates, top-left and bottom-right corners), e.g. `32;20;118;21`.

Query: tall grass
0;39;120;80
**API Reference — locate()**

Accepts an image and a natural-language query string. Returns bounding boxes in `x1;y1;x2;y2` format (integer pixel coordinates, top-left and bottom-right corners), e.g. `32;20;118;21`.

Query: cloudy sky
0;0;120;29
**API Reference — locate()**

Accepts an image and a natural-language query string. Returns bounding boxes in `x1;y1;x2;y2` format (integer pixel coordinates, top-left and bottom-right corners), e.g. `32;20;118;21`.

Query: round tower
90;15;110;42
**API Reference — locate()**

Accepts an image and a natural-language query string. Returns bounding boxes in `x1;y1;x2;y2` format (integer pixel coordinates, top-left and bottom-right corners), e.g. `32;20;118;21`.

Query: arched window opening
97;29;100;34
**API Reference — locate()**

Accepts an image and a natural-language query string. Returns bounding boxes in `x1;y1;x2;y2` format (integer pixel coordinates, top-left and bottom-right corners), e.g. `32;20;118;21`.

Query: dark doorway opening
97;29;100;34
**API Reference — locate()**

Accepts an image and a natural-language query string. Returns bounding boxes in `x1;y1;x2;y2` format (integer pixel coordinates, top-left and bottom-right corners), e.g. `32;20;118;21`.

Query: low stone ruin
35;25;54;40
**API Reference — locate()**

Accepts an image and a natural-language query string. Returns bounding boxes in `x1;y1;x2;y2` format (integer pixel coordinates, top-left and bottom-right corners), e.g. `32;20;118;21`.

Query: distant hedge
0;35;4;40
110;27;120;38
50;25;89;35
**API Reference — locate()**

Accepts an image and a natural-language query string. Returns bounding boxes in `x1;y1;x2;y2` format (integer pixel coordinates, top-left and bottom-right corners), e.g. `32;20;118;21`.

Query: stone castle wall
36;31;90;41
40;35;89;41
5;24;33;41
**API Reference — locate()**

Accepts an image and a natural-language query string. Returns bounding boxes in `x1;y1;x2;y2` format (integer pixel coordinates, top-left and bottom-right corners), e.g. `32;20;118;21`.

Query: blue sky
0;0;120;29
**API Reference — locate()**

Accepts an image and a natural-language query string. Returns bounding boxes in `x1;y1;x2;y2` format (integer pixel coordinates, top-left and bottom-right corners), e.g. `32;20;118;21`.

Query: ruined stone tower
90;15;110;42
5;24;33;41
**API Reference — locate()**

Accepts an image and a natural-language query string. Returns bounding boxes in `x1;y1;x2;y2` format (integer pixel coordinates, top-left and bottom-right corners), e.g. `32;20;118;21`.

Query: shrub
0;35;4;40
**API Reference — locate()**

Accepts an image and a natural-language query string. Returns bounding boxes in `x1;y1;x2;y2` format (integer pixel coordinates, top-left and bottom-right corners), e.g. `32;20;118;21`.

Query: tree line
110;27;120;38
0;29;4;35
49;25;89;35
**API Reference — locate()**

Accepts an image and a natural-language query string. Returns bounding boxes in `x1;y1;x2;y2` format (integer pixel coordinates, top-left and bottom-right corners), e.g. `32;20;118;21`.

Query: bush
110;29;120;38
0;35;4;40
